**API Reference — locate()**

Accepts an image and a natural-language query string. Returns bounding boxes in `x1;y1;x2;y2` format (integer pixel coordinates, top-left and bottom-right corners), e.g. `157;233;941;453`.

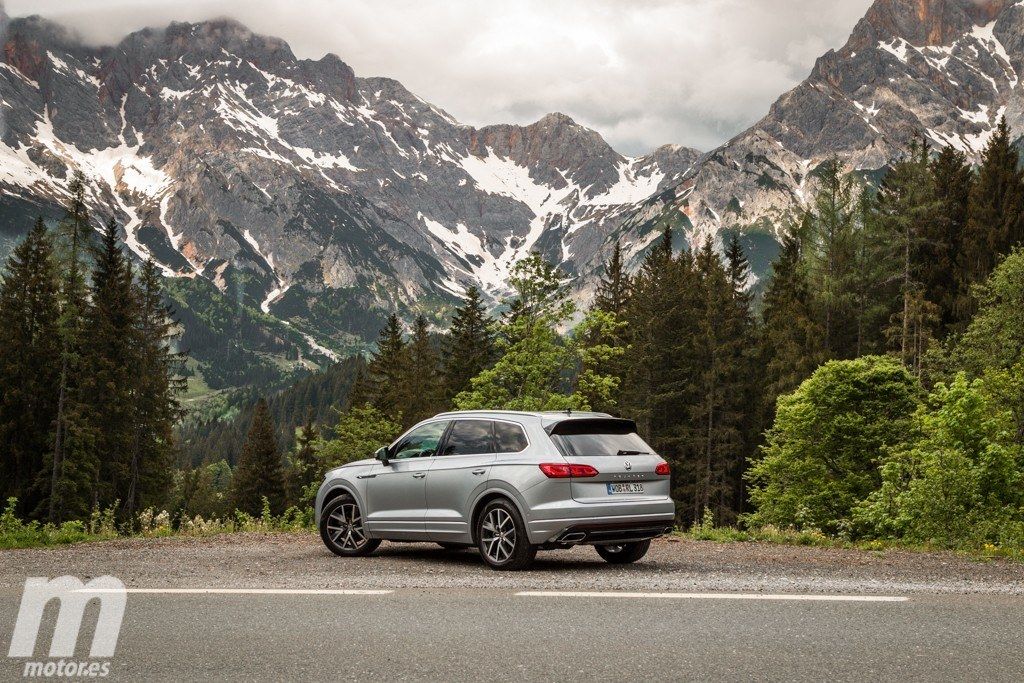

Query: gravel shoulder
1;532;1022;595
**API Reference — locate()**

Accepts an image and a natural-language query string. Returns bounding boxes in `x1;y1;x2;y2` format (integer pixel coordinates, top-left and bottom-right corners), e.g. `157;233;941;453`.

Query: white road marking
516;591;908;602
74;588;391;595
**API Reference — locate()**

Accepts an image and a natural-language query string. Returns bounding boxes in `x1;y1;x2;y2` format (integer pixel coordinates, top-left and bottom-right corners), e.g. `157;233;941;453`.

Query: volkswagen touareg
314;411;675;570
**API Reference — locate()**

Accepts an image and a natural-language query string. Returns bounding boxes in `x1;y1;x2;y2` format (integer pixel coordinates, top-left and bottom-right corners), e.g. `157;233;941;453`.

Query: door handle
412;472;427;479
471;469;487;476
356;474;376;479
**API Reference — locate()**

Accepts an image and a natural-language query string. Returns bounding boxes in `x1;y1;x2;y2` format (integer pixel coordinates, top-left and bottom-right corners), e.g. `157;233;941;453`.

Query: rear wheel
319;495;381;557
476;499;536;570
595;540;651;564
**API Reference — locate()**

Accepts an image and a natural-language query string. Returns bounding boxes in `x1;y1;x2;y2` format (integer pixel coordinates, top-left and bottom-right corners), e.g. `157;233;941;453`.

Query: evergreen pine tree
0;218;62;518
803;157;861;359
406;315;443;425
594;241;632;317
724;233;754;310
230;398;286;515
124;259;184;520
49;174;96;522
676;239;748;524
960;117;1024;323
286;416;319;506
366;314;410;422
926;146;973;335
760;230;824;413
441;286;495;399
851;189;892;355
874;139;942;372
722;232;760;515
82;218;138;513
345;356;373;410
618;226;690;444
584;242;634;412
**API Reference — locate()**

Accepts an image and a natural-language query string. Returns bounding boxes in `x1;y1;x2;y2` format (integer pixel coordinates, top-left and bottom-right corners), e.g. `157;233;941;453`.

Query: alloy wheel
481;508;516;563
326;503;368;551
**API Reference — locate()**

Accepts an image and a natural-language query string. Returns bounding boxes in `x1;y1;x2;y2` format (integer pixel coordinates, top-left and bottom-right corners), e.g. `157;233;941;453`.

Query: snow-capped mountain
2;0;1023;364
633;0;1024;244
0;11;698;353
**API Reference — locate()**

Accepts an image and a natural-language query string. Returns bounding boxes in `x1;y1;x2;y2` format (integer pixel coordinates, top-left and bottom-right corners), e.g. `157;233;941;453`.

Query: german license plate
606;482;645;495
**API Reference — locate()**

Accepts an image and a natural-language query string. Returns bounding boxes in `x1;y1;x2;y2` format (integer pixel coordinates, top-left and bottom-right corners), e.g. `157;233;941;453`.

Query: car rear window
550;422;654;457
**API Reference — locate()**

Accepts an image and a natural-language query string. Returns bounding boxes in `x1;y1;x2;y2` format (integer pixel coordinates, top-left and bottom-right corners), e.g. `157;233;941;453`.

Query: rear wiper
616;449;650;456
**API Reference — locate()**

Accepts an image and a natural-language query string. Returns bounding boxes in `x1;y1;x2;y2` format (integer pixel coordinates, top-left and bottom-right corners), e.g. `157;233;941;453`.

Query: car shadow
367;542;657;572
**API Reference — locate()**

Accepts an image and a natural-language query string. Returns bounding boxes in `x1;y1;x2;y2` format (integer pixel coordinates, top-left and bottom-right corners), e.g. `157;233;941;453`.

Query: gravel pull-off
1;533;1022;595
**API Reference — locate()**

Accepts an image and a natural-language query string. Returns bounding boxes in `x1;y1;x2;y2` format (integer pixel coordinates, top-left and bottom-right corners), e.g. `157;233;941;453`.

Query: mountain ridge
634;0;1024;247
0;13;700;352
1;0;1023;391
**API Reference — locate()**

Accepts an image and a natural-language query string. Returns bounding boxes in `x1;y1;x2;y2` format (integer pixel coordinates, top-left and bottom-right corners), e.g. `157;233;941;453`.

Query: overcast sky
4;0;874;155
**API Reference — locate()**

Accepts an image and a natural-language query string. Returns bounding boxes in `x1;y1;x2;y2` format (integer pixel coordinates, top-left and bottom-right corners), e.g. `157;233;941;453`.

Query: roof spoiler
545;417;638;436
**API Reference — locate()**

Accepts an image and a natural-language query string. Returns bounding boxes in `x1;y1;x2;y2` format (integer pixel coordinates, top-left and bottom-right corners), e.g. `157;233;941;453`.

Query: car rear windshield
550;421;654;457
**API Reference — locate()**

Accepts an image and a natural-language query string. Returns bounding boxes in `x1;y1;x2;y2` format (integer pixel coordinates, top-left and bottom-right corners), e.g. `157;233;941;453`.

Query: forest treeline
0;175;183;524
2;120;1024;551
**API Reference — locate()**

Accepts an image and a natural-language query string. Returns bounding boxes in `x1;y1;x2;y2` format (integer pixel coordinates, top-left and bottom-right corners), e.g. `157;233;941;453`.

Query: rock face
1;0;1023;354
632;0;1024;249
0;16;699;350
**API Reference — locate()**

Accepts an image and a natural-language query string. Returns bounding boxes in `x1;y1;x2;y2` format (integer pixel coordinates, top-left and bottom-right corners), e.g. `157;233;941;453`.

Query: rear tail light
538;463;599;478
655;461;671;476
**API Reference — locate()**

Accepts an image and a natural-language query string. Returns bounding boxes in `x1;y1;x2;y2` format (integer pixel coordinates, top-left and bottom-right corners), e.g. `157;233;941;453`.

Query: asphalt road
1;535;1023;681
1;588;1022;681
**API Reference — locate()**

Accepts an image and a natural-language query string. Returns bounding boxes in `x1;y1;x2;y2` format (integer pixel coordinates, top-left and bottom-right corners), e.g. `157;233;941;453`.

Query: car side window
441;420;495;456
391;421;449;460
494;421;528;453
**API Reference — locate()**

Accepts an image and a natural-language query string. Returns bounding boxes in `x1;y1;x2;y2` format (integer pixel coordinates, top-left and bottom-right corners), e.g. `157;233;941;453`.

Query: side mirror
374;446;390;466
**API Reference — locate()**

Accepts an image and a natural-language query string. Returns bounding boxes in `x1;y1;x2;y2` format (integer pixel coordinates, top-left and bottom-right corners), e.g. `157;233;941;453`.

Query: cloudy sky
4;0;873;155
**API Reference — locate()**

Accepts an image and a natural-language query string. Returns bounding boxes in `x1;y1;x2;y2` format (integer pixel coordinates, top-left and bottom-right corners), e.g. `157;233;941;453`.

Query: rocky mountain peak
633;0;1023;282
849;0;1014;51
0;11;704;354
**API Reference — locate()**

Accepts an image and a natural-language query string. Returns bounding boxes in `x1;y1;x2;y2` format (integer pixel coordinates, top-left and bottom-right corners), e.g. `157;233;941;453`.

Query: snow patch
590;160;664;206
294;146;361;172
160;88;191;100
971;21;1018;88
879;38;910;63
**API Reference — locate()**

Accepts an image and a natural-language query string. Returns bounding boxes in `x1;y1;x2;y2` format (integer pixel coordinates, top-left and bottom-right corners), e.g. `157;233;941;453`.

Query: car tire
319;494;381;557
437;542;471;551
595;540;651;564
476;499;536;571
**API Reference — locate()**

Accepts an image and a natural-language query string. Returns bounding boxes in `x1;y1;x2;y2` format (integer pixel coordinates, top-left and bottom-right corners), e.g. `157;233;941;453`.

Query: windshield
552;430;654;457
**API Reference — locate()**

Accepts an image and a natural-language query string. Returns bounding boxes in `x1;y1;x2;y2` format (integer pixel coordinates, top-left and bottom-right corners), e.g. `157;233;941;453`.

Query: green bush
855;374;1024;548
745;356;920;535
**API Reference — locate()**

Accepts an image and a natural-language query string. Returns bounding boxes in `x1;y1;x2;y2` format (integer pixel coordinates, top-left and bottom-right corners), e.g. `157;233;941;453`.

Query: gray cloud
6;0;873;154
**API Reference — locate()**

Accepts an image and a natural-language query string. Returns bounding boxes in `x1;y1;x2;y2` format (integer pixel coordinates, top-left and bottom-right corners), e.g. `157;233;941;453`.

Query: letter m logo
8;576;126;658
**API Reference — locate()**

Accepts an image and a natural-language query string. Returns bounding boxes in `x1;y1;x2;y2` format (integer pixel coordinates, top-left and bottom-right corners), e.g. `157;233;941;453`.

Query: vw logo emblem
624;461;632;470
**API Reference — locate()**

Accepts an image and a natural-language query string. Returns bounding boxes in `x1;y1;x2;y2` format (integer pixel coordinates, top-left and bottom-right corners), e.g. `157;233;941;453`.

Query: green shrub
0;497;120;549
745;356;920;535
855;374;1024;549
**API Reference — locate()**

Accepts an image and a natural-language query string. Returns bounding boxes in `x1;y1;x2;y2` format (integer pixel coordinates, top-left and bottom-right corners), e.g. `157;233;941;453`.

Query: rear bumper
526;502;676;545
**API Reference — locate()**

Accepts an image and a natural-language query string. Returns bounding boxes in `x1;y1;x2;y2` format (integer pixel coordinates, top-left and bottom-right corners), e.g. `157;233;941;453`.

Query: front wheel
319;495;381;557
595;540;651;564
476;499;536;570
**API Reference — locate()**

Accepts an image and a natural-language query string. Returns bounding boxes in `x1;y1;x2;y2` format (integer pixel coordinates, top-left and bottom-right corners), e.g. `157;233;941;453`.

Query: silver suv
314;410;676;570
